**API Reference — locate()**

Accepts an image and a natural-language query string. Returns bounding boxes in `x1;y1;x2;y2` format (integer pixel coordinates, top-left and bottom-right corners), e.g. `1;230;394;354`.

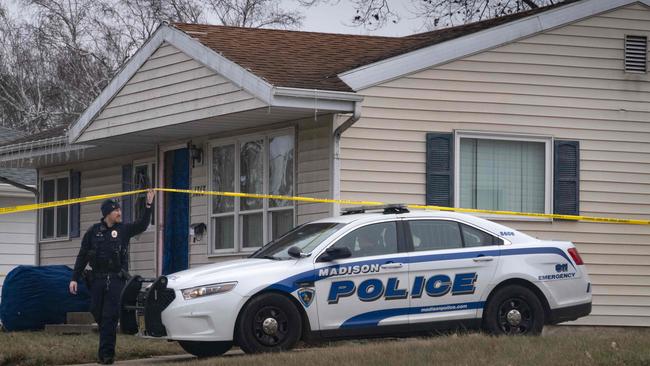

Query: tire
177;340;232;358
483;284;545;336
235;293;302;354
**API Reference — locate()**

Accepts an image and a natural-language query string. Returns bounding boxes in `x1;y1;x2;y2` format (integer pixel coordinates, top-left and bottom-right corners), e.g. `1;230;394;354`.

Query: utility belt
84;268;131;289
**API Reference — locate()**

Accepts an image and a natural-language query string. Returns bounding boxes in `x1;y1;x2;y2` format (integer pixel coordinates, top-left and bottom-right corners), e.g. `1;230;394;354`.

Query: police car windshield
251;223;343;260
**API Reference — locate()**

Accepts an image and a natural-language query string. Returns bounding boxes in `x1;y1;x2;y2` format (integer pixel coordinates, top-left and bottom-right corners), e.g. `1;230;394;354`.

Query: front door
162;147;190;275
314;220;410;332
405;219;500;325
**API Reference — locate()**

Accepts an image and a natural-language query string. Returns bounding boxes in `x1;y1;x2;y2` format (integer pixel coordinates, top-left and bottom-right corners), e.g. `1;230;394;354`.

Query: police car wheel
236;293;302;354
484;285;544;336
177;340;232;358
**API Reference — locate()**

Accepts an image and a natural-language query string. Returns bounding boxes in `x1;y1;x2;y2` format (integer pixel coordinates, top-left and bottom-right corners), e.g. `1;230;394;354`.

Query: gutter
331;101;362;216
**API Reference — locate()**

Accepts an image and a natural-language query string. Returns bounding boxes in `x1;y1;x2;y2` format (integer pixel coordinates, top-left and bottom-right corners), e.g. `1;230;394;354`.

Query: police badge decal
297;288;315;308
111;230;118;238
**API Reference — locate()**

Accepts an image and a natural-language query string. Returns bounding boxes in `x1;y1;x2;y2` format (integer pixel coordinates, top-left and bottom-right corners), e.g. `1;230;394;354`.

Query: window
410;220;462;251
409;220;501;252
210;129;295;254
625;35;647;73
456;133;551;214
41;175;70;240
330;222;398;259
133;162;156;226
460;223;501;247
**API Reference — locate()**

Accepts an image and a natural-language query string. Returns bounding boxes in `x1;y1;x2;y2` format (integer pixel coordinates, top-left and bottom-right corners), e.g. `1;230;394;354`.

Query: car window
330;222;398;258
409;220;462;252
461;223;501;247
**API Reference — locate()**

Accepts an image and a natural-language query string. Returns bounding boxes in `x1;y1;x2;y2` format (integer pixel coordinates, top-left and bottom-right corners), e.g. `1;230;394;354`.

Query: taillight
568;247;584;265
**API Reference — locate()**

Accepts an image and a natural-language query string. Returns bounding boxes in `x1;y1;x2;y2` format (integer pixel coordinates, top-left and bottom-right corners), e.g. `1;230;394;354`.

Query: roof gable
339;0;650;90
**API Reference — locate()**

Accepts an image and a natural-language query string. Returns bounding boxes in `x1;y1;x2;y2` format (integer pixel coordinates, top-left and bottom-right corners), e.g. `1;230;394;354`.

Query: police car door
314;220;410;333
405;219;501;325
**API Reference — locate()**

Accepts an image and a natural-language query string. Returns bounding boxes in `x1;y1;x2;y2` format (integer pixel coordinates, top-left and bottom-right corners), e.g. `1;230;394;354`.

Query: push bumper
548;302;592;324
119;275;176;337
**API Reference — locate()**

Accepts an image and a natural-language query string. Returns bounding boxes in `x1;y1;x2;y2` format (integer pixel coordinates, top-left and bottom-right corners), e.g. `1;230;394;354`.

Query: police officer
69;190;155;364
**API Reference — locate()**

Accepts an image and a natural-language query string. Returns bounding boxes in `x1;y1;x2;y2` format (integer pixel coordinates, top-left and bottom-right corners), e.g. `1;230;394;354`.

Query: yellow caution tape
0;187;648;226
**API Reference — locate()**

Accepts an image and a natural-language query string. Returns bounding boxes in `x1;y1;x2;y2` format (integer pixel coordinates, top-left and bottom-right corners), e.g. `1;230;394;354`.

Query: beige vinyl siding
84;42;264;140
296;116;333;224
0;192;36;303
340;3;650;326
39;153;156;278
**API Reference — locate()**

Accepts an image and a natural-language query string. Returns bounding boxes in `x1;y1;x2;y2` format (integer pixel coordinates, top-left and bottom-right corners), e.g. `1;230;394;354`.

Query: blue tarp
0;265;90;331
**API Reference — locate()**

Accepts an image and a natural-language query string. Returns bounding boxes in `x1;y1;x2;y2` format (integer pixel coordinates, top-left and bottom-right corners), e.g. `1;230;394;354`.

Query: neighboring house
0;0;648;326
0;127;37;304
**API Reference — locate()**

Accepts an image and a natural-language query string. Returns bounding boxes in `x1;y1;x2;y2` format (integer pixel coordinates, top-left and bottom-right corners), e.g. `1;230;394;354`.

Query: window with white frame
41;174;70;240
210;129;295;254
133;161;156;226
456;133;551;214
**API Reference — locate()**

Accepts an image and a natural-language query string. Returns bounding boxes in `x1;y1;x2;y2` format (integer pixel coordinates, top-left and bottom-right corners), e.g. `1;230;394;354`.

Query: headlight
181;282;237;300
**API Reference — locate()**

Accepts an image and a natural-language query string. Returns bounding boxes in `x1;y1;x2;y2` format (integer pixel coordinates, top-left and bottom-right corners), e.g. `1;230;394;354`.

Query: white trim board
68;25;361;144
338;0;650;91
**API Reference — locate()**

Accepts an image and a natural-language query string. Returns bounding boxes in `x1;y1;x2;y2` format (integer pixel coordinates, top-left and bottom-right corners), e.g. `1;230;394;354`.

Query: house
0;127;37;304
0;0;648;327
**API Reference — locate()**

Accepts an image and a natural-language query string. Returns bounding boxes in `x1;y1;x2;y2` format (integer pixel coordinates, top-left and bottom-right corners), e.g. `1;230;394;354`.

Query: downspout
331;101;361;216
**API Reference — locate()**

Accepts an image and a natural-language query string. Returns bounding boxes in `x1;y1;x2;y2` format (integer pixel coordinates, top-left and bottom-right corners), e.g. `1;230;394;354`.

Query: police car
120;205;592;357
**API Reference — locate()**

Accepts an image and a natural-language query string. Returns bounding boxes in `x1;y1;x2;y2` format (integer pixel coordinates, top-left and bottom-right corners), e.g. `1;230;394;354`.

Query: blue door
162;148;190;275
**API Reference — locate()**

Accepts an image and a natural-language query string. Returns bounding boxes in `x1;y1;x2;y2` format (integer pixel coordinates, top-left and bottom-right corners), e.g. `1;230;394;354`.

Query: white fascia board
339;0;644;91
68;24;275;144
272;87;363;112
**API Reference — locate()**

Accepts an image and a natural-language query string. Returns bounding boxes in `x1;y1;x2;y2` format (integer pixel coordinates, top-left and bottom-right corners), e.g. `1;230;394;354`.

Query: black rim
252;306;289;346
497;297;533;335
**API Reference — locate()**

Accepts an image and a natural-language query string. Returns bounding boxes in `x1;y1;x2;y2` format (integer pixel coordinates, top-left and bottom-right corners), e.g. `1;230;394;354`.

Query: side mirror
287;246;303;258
318;246;352;262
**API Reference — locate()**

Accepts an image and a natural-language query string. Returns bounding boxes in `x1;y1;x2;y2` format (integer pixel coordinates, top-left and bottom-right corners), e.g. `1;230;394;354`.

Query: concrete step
66;312;95;325
44;324;98;334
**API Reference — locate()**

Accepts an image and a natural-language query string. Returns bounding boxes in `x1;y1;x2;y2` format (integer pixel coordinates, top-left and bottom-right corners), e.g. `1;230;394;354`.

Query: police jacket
71;206;152;281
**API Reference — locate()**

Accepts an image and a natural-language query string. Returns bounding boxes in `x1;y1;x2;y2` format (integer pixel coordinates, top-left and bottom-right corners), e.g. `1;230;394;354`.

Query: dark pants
90;274;125;360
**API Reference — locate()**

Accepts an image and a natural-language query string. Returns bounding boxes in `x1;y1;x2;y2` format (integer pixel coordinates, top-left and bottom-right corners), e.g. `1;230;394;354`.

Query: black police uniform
71;202;152;363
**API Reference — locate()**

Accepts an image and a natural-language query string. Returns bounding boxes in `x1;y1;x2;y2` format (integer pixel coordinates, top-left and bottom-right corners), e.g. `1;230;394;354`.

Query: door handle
473;256;494;262
380;262;404;269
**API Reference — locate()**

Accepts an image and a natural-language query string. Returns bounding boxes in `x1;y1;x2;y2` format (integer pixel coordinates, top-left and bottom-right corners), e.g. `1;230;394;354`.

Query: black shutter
426;133;454;207
122;164;133;223
69;171;81;238
554;140;580;215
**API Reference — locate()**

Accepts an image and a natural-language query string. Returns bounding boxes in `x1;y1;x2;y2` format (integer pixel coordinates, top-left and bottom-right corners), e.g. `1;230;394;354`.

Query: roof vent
625;35;647;73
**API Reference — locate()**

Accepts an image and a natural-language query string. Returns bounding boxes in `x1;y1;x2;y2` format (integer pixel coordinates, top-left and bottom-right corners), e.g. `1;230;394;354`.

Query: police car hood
164;258;296;289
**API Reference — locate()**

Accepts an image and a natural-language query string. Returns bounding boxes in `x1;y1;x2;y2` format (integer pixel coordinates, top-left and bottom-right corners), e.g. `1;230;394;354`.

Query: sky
290;0;427;37
4;0;426;37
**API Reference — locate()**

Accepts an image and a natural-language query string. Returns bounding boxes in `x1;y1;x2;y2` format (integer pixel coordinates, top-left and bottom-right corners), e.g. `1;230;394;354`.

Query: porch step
44;324;98;334
66;312;95;325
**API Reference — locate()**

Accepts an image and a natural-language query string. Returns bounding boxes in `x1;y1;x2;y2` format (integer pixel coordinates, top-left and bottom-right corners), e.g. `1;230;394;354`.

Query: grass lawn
1;327;649;366
168;329;650;366
0;331;183;366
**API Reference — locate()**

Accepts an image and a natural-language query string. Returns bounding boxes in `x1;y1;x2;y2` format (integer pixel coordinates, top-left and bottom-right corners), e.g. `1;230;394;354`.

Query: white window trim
207;127;296;256
39;172;71;242
453;131;553;222
133;158;157;232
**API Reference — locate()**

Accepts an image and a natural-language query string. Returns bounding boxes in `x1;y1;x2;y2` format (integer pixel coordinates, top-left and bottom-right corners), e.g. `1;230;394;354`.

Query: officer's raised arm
124;189;155;238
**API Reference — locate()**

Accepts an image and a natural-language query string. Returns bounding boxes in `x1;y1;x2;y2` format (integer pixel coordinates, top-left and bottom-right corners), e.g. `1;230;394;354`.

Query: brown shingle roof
173;0;577;92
